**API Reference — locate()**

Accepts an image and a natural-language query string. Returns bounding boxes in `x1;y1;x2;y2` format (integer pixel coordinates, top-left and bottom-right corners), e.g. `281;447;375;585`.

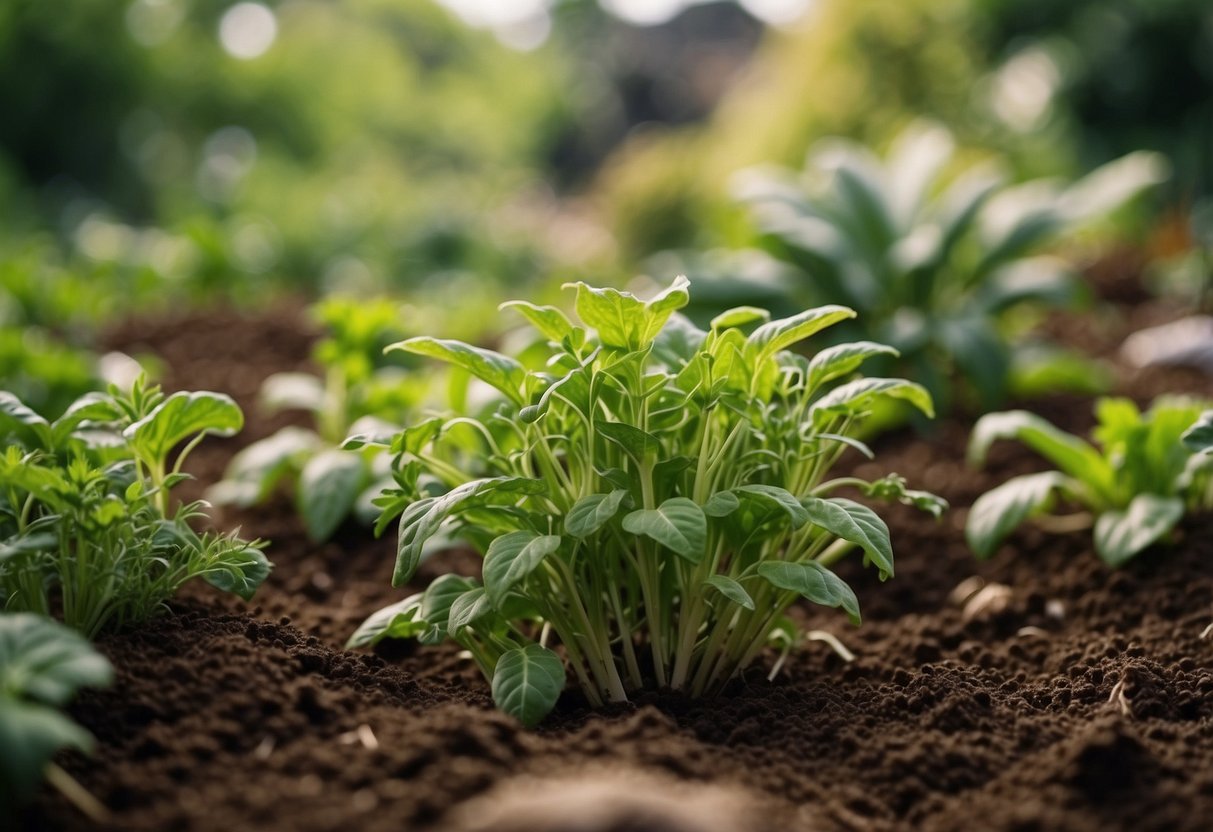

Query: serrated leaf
802;497;895;579
704;575;755;610
391;337;526;406
482;531;561;605
965;471;1070;559
491;644;565;727
757;561;860;625
622;497;706;562
298;449;366;542
565;491;629;538
124;391;243;464
1093;494;1184;568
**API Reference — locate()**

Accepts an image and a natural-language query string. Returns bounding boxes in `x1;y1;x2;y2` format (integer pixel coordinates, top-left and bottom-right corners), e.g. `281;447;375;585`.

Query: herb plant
348;277;944;725
0;612;112;819
734;122;1165;412
967;397;1213;566
210;297;425;542
0;378;270;637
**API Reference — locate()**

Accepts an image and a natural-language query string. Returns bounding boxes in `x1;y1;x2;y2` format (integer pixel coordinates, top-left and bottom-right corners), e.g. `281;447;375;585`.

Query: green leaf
965;471;1070;559
812;377;934;421
747;305;856;356
419;575;478;644
710;306;770;330
596;421;661;461
622;497;707;562
704;575;755;610
1093;494;1184;568
391;337;526;406
968;410;1111;496
1182;411;1213;454
394;477;546;585
565;490;629;538
802;497;895;579
703;491;741;517
210;427;321;507
202;541;272;602
806;341;899;389
298;449;366;542
734;485;809;528
0;613;113;704
500;300;576;343
259;372;326;414
124;391;243;463
491;644;565;727
345;594;426;648
448;587;493;636
482;531;562;604
0;392;52;449
563;276;689;351
757;561;860;625
0;701;94;803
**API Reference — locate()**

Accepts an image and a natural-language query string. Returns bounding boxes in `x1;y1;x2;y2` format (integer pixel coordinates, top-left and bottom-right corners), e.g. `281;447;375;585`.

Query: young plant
0;378;270;637
0;612;112;821
348;277;944;725
967;397;1213;566
734;122;1166;412
210;297;426;542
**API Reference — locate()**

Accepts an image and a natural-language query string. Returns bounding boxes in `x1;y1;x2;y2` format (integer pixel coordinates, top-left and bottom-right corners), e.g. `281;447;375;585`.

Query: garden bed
24;293;1213;832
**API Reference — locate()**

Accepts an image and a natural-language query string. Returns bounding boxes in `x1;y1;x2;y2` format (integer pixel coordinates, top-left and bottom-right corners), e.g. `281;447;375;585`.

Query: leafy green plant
210;297;427;542
734;122;1165;412
348;277;944;725
0;612;112;820
967;397;1213;566
0;378;270;637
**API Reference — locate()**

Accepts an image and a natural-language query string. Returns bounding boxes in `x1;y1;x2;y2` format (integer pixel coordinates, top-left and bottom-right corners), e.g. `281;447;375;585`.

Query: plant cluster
0;612;112;817
967;397;1213;566
210;297;428;542
348;277;945;725
0;379;270;637
734;122;1165;412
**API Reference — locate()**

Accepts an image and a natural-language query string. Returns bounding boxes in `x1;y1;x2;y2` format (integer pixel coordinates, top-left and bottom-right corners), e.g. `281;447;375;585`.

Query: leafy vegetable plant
0;378;270;637
348;277;944;725
210;297;425;542
0;612;112;819
967;397;1213;566
734;122;1166;412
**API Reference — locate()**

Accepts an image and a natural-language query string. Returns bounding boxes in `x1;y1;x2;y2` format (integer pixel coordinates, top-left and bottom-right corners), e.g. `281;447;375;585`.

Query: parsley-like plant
348;277;944;725
967;397;1213;566
0;379;270;637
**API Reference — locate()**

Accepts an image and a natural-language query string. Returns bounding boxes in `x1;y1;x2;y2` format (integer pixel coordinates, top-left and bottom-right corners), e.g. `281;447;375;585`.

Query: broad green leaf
0;392;52;449
345;594;425;648
622;497;706;562
448;587;493;636
703;490;741;517
419;575;478;644
482;532;562;604
807;341;899;389
298;449;366;542
802;497;895;579
965;471;1070;559
51;393;123;446
704;575;755;610
734;485;809;528
596;421;661;462
0;613;113;704
757;561;861;625
968;410;1112;497
710;306;770;330
500;300;576;343
211;427;321;507
491;644;565;727
747;306;856;356
564;277;690;351
0;701;94;802
1182;411;1213;454
1093;494;1184;568
565;491;629;538
394;477;547;585
125;391;243;463
391;337;526;406
812;378;934;421
259;372;326;414
202;541;272;602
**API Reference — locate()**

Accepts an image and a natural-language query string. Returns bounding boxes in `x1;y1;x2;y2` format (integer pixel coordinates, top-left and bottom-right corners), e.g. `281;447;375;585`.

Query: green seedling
967;397;1213;566
735;121;1165;413
348;277;944;725
0;377;270;637
210;296;427;542
0;612;112;821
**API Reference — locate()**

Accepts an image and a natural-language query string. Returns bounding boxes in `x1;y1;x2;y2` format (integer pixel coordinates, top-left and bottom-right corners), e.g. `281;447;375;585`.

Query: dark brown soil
21;291;1213;832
